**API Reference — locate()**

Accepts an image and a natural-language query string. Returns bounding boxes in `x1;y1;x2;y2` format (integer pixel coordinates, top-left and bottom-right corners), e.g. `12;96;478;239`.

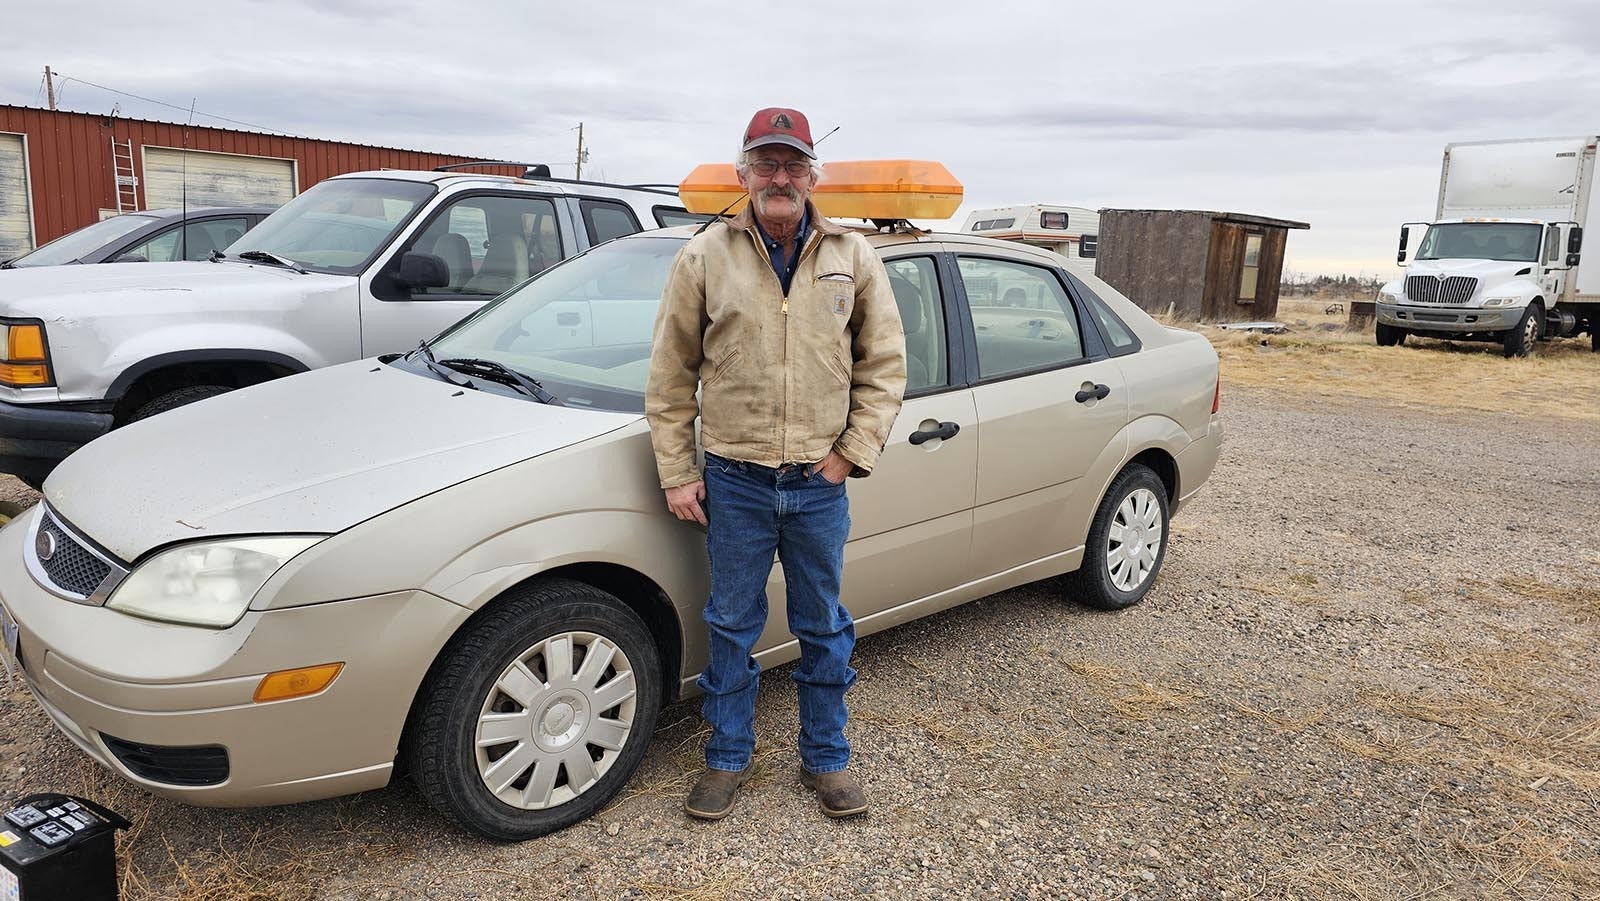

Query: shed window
1039;211;1068;229
1079;234;1098;259
1239;233;1263;303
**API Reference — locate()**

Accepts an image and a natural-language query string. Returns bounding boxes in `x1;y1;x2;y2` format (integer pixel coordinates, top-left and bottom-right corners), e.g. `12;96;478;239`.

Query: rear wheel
406;578;662;841
1063;464;1170;611
130;385;232;422
1375;322;1407;347
1502;305;1541;358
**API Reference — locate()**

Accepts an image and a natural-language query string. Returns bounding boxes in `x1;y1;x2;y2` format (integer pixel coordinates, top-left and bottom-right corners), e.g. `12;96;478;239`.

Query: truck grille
29;507;128;602
1405;275;1478;305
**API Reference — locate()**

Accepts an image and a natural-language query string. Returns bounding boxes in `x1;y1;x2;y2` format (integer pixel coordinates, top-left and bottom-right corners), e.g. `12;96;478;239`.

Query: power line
53;72;297;136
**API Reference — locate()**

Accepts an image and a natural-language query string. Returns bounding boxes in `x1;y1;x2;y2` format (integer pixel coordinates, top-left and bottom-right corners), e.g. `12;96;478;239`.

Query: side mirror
1569;226;1584;253
1568;252;1581;267
396;251;449;289
112;253;148;263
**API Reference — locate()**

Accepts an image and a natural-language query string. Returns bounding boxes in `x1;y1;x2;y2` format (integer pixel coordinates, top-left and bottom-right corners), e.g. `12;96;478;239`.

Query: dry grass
1180;296;1600;422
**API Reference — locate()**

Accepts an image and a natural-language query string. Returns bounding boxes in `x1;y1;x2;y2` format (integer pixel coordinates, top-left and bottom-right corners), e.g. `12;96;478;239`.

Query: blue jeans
699;452;856;774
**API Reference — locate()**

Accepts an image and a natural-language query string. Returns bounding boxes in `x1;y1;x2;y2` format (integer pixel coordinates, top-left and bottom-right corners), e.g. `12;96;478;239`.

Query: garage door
0;134;32;259
142;147;295;209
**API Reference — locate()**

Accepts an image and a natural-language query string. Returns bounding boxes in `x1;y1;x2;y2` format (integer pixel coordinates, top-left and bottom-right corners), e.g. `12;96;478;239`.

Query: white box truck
1375;136;1597;356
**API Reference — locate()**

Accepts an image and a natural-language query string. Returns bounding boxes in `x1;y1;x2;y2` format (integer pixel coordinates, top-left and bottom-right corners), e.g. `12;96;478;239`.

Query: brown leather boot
683;764;753;820
799;768;868;818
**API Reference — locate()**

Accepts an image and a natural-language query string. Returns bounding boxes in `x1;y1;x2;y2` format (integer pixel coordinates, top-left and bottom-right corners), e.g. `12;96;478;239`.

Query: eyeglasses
749;159;813;179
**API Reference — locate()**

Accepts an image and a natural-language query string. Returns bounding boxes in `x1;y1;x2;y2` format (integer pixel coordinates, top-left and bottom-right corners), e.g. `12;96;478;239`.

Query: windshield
427;236;685;412
228;178;435;274
1416;222;1542;262
7;214;158;266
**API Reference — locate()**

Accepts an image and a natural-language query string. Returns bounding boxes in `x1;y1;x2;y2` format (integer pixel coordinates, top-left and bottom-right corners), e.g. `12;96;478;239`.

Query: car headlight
106;536;324;628
1378;291;1400;304
1482;297;1519;307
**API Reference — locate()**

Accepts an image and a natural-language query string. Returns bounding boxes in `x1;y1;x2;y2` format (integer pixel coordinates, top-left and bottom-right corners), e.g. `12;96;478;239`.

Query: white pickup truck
0;168;705;486
1377;136;1598;357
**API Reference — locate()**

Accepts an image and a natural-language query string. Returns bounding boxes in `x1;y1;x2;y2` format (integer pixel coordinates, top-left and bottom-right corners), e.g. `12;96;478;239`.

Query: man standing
645;108;907;820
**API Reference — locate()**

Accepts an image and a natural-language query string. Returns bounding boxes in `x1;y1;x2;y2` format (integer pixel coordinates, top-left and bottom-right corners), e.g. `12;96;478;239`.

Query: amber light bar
0;322;51;387
680;159;963;220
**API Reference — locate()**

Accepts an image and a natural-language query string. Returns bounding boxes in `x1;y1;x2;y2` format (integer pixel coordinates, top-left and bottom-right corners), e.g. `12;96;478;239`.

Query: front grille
37;513;113;598
101;734;230;786
1405;275;1478;304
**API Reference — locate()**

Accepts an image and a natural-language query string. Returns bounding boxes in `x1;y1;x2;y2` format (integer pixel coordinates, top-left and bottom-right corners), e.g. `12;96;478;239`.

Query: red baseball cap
742;107;816;159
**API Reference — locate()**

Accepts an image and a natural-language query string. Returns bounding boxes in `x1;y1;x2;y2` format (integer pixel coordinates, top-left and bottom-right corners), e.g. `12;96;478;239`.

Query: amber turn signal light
0;324;51;387
253;662;344;703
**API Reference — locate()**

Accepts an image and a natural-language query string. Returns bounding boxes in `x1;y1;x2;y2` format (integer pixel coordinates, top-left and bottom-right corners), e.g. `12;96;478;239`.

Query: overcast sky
4;0;1597;276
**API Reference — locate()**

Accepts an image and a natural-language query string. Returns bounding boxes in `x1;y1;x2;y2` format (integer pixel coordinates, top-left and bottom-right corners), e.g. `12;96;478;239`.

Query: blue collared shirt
754;209;809;295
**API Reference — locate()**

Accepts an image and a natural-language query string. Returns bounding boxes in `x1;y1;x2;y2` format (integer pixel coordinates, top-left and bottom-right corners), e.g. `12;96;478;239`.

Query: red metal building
0;104;513;258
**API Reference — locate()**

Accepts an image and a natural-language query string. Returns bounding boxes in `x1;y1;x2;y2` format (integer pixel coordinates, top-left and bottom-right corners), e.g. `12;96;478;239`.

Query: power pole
44;66;56;110
575;122;588;181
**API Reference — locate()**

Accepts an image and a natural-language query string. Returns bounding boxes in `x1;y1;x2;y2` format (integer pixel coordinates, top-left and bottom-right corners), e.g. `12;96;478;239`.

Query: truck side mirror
1569;226;1584;253
396;252;449;289
1396;227;1409;263
1567;252;1581;267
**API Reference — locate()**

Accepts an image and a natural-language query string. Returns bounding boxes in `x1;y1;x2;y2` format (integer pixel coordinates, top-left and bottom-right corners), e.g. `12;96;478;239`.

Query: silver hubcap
1524;315;1538;347
1106;488;1163;592
474;631;637;810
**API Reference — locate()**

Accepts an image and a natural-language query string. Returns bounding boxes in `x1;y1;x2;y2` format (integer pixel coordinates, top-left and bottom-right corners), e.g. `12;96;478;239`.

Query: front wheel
130;384;232;422
406;578;662;841
1502;306;1541;358
1063;464;1171;611
1375;322;1407;347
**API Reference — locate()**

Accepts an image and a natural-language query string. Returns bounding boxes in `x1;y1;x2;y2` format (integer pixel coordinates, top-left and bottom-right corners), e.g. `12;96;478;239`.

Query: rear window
1068;275;1141;356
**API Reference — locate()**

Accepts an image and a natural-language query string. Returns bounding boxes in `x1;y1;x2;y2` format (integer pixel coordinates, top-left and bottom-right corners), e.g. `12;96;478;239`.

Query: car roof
641;222;1072;263
327;168;682;199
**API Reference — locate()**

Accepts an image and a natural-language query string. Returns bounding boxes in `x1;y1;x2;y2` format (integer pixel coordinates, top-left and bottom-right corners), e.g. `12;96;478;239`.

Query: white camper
961;204;1099;278
1376;136;1598;356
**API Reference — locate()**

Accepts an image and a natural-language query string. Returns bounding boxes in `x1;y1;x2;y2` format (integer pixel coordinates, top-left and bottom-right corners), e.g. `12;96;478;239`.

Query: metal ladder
111;138;139;213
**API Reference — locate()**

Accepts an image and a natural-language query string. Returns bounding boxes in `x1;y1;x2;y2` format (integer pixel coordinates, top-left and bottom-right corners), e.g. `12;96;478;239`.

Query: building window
1239;233;1263;303
1079;234;1098;259
1039;211;1068;229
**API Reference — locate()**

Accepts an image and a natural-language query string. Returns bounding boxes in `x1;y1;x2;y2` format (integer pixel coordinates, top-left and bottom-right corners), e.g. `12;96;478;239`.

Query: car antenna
180;97;195;261
693;125;840;236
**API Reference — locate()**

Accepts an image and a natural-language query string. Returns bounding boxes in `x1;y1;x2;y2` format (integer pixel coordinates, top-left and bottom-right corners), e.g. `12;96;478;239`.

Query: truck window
579;199;642;246
409;193;563;296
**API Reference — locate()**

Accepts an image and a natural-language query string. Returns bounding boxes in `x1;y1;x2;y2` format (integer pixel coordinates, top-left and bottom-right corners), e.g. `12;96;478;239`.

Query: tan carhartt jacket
645;202;907;489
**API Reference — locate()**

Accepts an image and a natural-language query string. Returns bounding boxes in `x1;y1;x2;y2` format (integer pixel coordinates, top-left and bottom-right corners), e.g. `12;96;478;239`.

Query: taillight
0;322;51;387
1211;377;1221;414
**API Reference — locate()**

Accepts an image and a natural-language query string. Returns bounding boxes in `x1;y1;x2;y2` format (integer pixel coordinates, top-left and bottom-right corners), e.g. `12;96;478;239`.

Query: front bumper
0;507;471;807
0;399;112;485
1376;302;1519;334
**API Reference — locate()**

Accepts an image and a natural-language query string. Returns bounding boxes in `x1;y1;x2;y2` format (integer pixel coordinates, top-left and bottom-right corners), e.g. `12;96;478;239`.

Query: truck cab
0;168;708;486
1375;136;1598;357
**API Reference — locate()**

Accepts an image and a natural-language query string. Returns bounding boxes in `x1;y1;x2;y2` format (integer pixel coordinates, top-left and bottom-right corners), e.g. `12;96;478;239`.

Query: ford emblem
35;528;56;563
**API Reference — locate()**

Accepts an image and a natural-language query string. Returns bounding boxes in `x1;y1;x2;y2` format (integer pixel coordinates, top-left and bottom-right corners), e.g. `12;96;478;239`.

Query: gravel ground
1;383;1597;900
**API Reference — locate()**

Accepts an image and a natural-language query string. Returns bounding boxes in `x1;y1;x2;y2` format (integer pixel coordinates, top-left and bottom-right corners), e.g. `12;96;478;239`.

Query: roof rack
429;162;682;197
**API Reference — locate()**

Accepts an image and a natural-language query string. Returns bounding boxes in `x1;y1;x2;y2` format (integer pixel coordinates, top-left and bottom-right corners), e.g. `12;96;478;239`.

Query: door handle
909;421;961;446
1075;383;1111;403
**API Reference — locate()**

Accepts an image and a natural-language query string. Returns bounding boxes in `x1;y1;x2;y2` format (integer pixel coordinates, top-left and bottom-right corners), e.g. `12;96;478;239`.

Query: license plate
0;604;18;680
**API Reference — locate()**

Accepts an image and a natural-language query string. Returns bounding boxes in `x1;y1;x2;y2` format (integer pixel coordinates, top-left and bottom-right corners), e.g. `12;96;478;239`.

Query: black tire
1502;305;1541;358
1064;464;1171;611
405;578;662;841
1591;327;1598;354
1375;322;1407;347
130;385;232;422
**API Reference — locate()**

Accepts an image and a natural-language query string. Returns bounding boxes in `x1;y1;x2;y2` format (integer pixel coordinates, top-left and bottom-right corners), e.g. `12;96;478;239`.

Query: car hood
45;361;640;561
0;259;341;317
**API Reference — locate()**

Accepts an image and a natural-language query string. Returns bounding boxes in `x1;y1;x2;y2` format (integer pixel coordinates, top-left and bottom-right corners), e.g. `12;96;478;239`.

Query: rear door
756;248;978;652
954;250;1128;579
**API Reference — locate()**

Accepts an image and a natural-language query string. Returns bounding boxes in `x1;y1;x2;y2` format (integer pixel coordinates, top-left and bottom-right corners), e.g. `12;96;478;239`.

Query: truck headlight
1482;297;1519;307
1378;291;1400;304
106;536;323;627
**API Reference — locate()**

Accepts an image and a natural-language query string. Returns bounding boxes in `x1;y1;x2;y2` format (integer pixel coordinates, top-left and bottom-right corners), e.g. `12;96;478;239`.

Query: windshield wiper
409;339;476;390
235;249;307;274
438;357;560;404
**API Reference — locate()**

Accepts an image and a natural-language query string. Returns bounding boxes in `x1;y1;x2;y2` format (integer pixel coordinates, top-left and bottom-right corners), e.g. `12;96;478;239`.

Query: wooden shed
1094;210;1309;321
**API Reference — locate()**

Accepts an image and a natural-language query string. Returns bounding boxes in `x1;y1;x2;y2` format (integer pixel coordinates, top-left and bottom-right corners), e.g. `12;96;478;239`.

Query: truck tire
1592;327;1599;354
1501;305;1541;358
130;385;232;422
1375;322;1407;347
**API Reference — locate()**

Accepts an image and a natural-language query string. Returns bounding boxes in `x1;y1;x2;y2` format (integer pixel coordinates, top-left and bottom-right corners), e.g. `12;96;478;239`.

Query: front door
754;252;977;658
359;191;570;355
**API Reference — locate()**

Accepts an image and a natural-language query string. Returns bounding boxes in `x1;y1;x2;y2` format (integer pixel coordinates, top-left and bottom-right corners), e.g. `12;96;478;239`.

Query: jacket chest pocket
813;272;855;319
